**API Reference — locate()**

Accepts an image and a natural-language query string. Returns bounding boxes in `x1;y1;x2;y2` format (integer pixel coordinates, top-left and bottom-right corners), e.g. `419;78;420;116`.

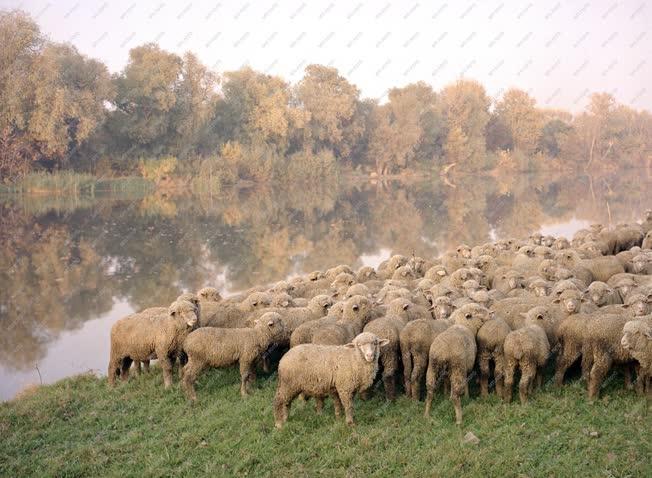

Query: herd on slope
108;211;652;427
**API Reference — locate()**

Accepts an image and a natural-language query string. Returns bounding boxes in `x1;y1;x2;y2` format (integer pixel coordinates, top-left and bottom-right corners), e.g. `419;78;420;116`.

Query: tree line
1;9;651;182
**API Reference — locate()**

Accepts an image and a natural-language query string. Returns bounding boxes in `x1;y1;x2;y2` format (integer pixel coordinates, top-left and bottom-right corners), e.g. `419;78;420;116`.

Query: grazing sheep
108;299;199;388
424;304;493;424
476;317;511;398
182;312;285;401
621;317;652;396
273;332;389;428
503;307;555;404
400;318;452;400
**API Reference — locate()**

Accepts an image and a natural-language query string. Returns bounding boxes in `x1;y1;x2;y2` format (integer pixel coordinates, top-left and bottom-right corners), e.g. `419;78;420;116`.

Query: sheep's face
311;294;334;313
554;238;570;250
538;260;556;281
197;287;222;302
308;271;324;281
624;294;650;317
345;284;369;299
432;298;453;320
244;292;271;311
645;210;652;221
392;266;415;281
507;273;526;291
555;291;582;314
529;233;543;245
254;313;285;338
456;245;472;259
348;332;389;363
614;281;635;300
169;300;199;328
557;250;579;267
519;245;536;258
528;281;548;297
621;320;652;355
176;293;201;317
588;283;612;306
632;255;650;274
542;236;555;247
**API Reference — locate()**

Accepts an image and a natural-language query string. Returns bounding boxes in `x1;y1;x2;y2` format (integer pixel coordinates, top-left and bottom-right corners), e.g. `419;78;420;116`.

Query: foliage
138;156;178;183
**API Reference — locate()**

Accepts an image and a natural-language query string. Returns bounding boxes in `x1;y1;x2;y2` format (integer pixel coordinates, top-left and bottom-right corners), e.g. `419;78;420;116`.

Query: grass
1;366;650;478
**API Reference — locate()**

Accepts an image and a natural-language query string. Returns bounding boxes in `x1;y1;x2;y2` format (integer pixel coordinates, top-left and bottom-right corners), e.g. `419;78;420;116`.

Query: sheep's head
243;292;271;311
518;245;536;258
356;266;377;282
538;260;556;281
645;210;652;221
431;296;454;320
346;283;370;299
554;237;570;250
425;265;448;282
623;293;650;317
462;279;481;294
270;292;293;308
613;278;637;300
387;297;413;320
308;270;324;281
343;295;371;322
453;303;494;334
197;287;222;303
542;236;555;248
331;272;355;289
456;244;472;259
632;254;651;274
347;332;389;363
506;272;526;291
621;319;652;356
472;255;494;273
529;232;543;245
176;293;201;319
169;300;199;328
311;294;334;314
554;289;583;315
587;282;614;306
534;246;554;259
253;312;285;339
392;265;416;281
387;254;408;271
416;278;435;292
528;279;549;297
522;306;557;342
551;280;579;299
556;250;580;267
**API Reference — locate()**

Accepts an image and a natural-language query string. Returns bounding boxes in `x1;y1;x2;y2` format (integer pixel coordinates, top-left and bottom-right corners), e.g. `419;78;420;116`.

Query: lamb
108;299;199;388
273;332;389;428
201;291;272;328
476;316;511;398
620;317;652;396
363;298;425;399
503;307;556;404
424;303;493;424
400;317;452;400
181;312;285;401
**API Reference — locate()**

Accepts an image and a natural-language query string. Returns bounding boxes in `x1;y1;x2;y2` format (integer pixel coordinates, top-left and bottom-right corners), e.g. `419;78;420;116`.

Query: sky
4;0;651;111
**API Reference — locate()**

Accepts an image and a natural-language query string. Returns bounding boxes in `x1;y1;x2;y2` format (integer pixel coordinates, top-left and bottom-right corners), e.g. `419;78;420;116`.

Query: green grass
1;367;650;478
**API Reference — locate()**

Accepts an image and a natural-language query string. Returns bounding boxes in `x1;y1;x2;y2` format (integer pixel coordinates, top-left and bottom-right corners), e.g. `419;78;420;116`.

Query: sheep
400;317;452;400
642;210;652;233
345;283;371;299
424;303;493;424
363;298;426;399
490;296;550;330
556;250;625;283
377;254;409;279
431;296;455;321
325;264;354;281
424;264;449;283
503;307;556;404
587;281;622;307
527;278;551;297
612;224;644;253
289;301;345;347
312;295;372;346
476;316;511;398
182;312;285;401
197;287;222;302
202;291;272;328
643;231;652;249
108;299;199;388
620;317;652;396
273;332;389;428
632;253;652;275
492;269;527;296
554;237;570;250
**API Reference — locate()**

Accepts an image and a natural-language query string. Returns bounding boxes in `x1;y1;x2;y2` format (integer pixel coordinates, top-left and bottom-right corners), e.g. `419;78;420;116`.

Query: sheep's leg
535;368;544;390
178;352;188;379
494;354;505;398
450;369;466;425
382;353;398;401
402;349;413;398
331;392;343;419
338;390;355;426
132;361;142;376
623;365;633;391
107;354;121;387
120;357;133;382
410;355;427;401
181;359;204;401
634;364;645;396
142;360;150;373
273;386;295;429
478;354;490;398
503;358;516;403
554;343;579;387
519;361;536;405
580;344;593;383
424;359;440;417
588;351;613;400
315;397;324;414
239;360;254;397
159;355;174;388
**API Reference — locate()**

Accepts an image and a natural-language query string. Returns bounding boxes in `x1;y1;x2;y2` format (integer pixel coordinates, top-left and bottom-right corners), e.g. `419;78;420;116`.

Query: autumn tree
440;79;490;169
494;88;543;154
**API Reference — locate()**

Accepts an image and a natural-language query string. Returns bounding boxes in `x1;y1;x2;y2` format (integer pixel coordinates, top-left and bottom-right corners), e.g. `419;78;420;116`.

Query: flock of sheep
108;211;652;428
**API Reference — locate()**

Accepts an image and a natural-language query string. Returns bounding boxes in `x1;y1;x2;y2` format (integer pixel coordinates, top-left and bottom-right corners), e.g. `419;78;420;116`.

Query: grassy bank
1;368;649;477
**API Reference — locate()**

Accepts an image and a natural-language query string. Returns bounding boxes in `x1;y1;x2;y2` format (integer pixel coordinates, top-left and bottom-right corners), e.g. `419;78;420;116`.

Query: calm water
1;170;651;400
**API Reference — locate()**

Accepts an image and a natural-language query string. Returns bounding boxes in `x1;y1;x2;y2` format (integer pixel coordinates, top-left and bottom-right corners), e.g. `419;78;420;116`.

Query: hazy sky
4;0;651;111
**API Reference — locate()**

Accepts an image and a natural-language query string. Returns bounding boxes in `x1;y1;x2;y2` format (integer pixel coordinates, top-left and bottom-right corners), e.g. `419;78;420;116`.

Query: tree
440;79;490;169
296;64;360;160
494;88;543;154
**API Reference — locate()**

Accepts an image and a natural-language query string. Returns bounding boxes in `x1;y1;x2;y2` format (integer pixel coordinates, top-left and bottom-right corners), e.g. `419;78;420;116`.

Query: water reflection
1;170;650;399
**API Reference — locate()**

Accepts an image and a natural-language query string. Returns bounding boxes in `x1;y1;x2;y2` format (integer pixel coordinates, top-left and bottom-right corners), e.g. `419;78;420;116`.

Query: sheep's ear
170;310;176;317
402;303;409;310
437;270;446;276
622;303;630;309
267;320;275;327
552;298;561;304
352;304;359;311
282;300;289;307
489;311;496;320
253;319;260;327
344;342;356;348
378;339;390;347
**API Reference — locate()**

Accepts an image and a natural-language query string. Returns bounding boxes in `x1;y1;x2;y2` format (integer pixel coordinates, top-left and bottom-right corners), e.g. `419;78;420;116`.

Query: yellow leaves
138;156;178;183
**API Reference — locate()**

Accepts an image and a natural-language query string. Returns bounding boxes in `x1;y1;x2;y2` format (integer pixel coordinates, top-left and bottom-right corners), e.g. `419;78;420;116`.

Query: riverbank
1;368;649;476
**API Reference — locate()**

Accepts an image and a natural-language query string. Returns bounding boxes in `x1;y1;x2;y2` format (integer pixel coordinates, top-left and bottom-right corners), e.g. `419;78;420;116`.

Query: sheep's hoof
274;422;283;430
